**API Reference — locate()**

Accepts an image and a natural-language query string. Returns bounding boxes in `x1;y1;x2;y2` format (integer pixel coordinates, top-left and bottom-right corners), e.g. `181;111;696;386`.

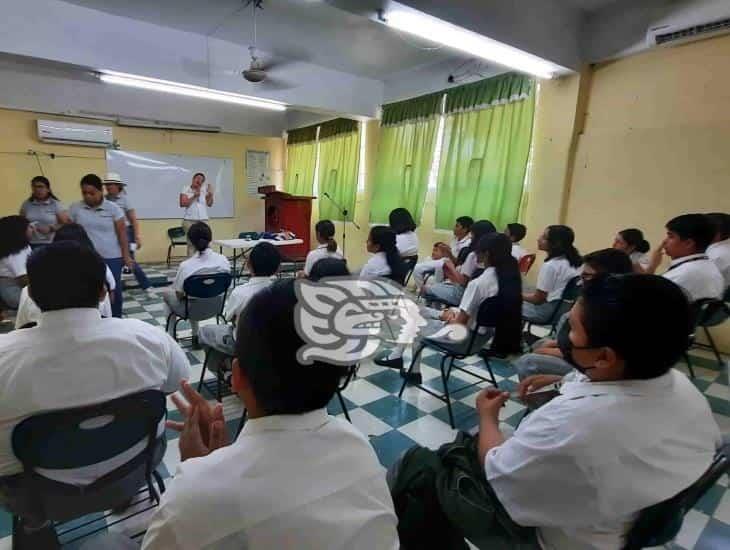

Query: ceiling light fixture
378;7;567;79
99;70;287;111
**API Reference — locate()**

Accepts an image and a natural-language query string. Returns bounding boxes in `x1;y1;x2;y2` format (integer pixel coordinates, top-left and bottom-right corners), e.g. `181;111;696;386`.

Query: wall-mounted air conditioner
37;119;114;147
647;0;730;47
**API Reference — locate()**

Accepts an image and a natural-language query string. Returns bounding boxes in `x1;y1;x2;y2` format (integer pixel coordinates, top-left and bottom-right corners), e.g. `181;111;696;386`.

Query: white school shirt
0;308;191;480
511;243;528;261
450;235;471;257
707;238;730;289
142;409;399;550
0;246;31;278
536;257;580;302
173;249;231;292
662;253;724;302
396;231;419;257
457;251;480;279
629;251;650;270
181;183;211;221
15;266;116;328
360;252;391;279
303;244;344;276
486;369;720;550
459;267;499;329
222;276;276;322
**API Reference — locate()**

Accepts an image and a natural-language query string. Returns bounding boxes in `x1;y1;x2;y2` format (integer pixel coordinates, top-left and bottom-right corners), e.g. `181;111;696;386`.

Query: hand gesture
475;388;510;422
517;374;562;400
179;406;228;461
36;224;52;235
168;381;226;438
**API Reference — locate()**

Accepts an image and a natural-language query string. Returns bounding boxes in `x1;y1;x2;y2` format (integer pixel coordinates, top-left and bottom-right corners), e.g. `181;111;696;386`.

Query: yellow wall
0;108;283;263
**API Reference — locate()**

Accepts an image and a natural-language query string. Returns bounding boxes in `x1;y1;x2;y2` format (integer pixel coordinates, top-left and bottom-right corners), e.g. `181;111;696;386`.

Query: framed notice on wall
246;150;271;196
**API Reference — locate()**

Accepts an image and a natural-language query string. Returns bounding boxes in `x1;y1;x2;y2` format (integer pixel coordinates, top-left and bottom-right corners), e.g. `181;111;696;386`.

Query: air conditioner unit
37;119;114;147
647;0;730;47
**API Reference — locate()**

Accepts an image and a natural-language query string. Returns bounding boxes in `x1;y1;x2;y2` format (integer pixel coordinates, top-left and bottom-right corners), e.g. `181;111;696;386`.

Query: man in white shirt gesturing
179;172;213;256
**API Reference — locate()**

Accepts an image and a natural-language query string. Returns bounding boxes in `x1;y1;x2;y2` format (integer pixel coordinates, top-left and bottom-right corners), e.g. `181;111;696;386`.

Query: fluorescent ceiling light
99;70;287;111
381;8;566;79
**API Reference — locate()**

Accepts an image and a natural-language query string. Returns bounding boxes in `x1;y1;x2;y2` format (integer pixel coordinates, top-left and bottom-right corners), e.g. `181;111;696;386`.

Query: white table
213;238;304;282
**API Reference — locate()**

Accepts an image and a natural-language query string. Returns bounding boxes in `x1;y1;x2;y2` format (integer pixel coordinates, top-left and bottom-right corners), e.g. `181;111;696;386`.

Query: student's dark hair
506;223;527;243
618;228;650;254
29;175;60;201
187;221;212;253
580;274;691;379
315;220;338;253
0;215;30;260
545;225;582;267
309;258;350;282
455;216;474;231
55;223;97;252
236;279;348;414
249;242;281;277
476;233;523;353
705;213;730;241
389;208;417;234
193;172;206;181
27;241;106;311
583;248;633;275
460;219;496;263
666;214;715;253
80;173;103;191
369;225;407;283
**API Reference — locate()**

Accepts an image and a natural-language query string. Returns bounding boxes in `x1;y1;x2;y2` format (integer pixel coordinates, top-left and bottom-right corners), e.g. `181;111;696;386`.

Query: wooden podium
260;188;313;261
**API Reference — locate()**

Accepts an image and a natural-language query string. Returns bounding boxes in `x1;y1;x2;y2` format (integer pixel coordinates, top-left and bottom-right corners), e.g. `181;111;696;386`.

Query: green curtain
435;84;536;230
284;141;317;196
317;128;360;222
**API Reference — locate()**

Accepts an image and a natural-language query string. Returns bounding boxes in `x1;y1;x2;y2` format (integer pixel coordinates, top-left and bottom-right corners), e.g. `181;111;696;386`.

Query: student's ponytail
315;220;338;253
187;221;212;254
370;226;406;283
619;228;650;254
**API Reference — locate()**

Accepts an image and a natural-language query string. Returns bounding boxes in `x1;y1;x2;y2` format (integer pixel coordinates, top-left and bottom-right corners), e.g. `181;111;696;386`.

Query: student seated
646;213;724;302
422;220;496;306
375;233;522;383
0;242;190;546
389;207;419;257
522;225;582;324
309;257;350;281
412;216;473;289
141;280;399;549
198;242;280;358
478;274;720;549
705;212;730;289
300;220;344;277
359;226;407;284
613;228;651;272
512;248;633;380
505;223;528;260
15;223;116;327
0;216;31;310
162;222;231;347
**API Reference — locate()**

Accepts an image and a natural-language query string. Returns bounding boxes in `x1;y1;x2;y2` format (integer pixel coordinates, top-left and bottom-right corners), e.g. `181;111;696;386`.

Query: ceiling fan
241;0;293;88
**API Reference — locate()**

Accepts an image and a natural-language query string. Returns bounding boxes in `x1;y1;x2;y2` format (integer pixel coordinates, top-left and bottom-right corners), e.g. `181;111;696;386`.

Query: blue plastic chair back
183;272;232;299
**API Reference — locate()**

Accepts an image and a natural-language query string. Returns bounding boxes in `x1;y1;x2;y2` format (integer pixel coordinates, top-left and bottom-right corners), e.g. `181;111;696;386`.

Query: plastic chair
684;298;730;376
8;390;167;547
622;443;730;550
166;272;233;341
523;276;581;341
518;253;536;275
166;227;187;268
402;255;419;286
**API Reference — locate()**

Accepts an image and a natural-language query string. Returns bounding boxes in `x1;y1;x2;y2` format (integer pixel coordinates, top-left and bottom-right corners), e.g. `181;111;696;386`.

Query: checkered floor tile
0;261;728;548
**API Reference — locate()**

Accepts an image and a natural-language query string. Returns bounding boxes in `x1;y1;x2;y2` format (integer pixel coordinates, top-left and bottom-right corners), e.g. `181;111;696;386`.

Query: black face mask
557;333;596;375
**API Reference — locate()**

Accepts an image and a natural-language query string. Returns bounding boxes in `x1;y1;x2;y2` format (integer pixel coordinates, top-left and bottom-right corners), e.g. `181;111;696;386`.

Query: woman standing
103;173;152;292
0;216;32;309
19;176;70;248
69;173;133;317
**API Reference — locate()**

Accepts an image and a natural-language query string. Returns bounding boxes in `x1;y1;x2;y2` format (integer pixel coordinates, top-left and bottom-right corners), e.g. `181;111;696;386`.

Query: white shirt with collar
457;251;480;279
662;253;724;302
181;183;212;221
450;235;471;257
303;244;344;276
629;251;650;270
396;231;419;257
485;369;720;550
360;252;391;279
707;239;730;289
173;249;231;292
223;276;277;322
459;267;499;329
537;257;581;301
0;246;30;278
511;243;528;261
142;408;399;550
0;308;191;479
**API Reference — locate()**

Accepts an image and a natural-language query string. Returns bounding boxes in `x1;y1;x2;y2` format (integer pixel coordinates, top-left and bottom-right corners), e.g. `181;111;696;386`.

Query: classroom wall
0;108;284;263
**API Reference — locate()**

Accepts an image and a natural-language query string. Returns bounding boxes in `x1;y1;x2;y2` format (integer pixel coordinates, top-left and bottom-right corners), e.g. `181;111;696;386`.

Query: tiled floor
0;262;728;548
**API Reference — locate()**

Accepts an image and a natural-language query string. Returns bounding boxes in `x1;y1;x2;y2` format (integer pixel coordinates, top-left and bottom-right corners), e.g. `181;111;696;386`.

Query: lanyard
665;255;708;272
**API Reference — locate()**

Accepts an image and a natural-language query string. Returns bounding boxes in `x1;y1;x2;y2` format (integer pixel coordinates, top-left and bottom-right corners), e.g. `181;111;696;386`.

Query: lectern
259;187;313;261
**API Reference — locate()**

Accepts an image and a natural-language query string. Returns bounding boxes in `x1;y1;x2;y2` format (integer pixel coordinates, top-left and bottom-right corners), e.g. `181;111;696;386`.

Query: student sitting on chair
309;257;350;281
705;212;730;289
645;213;724;302
522;225;582;325
0;216;32;310
141;280;399;549
375;233;522;384
412;216;473;290
0;242;190;547
476;274;720;550
389;207;419;257
422;220;496;306
513;248;633;380
613;228;651;272
359;226;407;284
162;222;231;348
505;223;528;260
299;220;343;278
198;242;280;359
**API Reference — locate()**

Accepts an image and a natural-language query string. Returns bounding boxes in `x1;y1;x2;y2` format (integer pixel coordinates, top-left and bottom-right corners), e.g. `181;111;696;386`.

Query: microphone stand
322;192;360;258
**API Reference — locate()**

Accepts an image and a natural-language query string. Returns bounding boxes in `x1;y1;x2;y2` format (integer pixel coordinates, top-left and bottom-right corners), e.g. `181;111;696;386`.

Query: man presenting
179;172;213;256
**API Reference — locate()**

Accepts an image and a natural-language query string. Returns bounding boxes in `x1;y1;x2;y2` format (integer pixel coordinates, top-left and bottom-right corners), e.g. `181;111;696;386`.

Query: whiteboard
106;150;235;219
